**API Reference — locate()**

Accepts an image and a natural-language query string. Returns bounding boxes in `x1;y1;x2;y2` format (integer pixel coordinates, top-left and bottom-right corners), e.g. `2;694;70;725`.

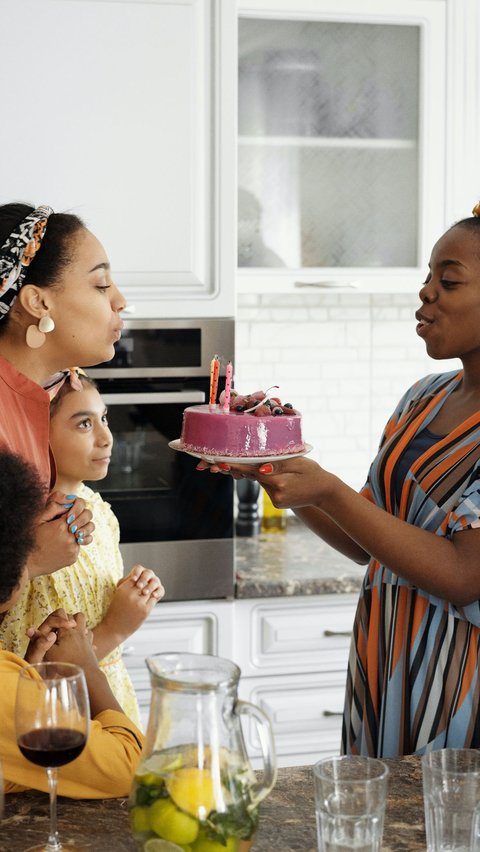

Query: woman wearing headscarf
0;202;126;578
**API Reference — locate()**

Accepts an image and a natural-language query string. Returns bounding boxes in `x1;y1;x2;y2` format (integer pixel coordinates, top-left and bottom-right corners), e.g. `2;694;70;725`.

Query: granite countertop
254;756;426;851
235;517;366;598
0;756;425;851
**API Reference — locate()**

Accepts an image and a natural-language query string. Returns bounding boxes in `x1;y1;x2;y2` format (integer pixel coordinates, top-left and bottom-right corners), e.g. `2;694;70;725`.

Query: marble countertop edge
235;573;364;598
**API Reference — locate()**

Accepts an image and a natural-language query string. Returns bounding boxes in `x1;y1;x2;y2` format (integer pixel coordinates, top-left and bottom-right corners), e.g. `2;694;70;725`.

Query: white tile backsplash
235;292;462;490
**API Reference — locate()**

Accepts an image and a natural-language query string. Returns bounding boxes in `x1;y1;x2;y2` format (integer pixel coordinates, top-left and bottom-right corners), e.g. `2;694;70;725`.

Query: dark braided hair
0;203;86;337
0;452;47;605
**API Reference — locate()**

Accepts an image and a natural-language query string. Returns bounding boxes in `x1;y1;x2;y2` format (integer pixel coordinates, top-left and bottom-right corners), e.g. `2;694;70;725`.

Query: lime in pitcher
129;652;277;852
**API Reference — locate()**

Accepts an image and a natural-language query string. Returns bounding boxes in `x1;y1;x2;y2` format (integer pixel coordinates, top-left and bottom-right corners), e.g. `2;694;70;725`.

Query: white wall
235;292;461;490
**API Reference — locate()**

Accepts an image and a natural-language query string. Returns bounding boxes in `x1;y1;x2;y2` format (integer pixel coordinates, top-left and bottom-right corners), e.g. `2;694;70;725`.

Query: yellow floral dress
0;483;142;728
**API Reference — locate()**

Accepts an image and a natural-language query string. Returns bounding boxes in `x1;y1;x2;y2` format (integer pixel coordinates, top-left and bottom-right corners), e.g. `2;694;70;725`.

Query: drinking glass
422;748;480;851
313;755;389;852
15;662;90;852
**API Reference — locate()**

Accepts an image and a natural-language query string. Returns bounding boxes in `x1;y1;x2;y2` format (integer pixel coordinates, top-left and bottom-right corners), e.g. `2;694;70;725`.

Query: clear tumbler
313;755;389;852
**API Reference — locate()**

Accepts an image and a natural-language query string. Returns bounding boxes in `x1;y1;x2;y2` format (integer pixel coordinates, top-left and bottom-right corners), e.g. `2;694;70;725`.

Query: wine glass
15;662;90;852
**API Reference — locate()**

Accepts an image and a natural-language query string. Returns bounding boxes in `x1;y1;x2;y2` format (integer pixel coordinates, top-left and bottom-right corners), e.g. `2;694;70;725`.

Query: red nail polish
258;463;273;474
218;463;231;471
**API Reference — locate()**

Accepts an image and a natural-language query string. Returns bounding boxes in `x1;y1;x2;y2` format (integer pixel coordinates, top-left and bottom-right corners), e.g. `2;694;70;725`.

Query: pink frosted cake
180;390;304;458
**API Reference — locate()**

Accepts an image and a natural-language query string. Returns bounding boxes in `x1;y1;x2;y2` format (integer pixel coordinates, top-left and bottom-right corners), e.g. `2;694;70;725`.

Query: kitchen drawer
123;612;218;731
233;595;357;676
238;671;346;769
123;599;234;729
123;613;216;670
123;600;234;681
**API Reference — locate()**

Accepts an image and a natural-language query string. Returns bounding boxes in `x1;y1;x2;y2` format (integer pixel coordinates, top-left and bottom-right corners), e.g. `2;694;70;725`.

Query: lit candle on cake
222;361;233;413
209;355;220;410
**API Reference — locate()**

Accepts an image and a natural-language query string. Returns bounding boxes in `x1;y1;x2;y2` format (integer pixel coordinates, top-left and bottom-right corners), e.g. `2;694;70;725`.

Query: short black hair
453;215;480;229
0;452;47;605
447;215;480;260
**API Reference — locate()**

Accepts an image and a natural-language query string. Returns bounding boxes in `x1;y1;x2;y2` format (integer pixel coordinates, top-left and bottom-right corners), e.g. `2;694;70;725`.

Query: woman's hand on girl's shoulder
28;492;96;577
53;491;96;546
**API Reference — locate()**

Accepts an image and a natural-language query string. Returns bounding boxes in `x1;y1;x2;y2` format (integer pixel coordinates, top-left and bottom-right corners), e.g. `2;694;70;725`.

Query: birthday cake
180;389;305;458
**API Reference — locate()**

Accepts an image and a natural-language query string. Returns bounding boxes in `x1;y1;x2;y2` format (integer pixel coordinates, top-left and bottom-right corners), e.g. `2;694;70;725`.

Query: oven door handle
101;391;206;405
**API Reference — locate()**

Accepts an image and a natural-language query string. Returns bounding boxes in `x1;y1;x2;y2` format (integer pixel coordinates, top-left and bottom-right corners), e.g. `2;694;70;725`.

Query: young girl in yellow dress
0;370;164;727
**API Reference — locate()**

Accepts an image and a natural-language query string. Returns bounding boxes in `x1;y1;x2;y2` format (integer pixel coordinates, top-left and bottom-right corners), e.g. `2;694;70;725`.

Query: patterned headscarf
0;205;53;321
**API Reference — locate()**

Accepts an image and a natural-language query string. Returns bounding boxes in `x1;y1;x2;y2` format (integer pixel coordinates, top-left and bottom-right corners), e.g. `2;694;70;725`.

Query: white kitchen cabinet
124;594;357;766
240;671;347;767
233;595;357;768
122;599;234;731
237;0;448;295
0;0;236;318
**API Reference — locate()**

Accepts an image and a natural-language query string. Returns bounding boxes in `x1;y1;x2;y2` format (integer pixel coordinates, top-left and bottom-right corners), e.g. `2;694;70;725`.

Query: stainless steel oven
86;318;235;601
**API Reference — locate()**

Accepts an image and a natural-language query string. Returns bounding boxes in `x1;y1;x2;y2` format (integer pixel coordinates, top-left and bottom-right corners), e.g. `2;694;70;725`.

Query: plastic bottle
261;488;287;533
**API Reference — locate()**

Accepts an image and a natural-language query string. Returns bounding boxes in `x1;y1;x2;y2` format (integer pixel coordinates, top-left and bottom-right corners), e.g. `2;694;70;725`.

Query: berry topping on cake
253;404;271;417
230;387;299;416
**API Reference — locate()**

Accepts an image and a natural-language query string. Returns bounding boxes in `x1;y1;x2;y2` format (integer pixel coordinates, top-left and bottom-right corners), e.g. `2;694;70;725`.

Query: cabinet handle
323;630;352;637
122;645;136;656
294;280;358;289
322;710;343;717
101;391;205;405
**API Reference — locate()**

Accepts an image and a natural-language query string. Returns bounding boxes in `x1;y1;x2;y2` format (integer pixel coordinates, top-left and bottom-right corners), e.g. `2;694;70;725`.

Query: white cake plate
168;439;313;465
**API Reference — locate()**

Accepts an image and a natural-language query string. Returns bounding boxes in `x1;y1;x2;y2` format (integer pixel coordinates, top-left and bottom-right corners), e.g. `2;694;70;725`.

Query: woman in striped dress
213;208;480;757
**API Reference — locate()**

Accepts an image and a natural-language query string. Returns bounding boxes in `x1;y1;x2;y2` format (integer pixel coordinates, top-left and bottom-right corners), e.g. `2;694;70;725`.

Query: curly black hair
0;452;47;605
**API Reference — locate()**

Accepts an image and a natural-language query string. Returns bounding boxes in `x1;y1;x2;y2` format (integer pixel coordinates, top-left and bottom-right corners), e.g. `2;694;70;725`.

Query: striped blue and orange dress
343;370;480;757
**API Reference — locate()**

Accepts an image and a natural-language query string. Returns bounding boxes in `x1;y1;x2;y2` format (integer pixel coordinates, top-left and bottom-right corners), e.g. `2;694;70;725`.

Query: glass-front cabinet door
237;0;446;293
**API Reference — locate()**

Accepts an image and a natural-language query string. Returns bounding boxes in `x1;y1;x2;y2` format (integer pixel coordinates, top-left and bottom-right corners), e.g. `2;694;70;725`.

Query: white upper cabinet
0;0;236;318
237;0;447;294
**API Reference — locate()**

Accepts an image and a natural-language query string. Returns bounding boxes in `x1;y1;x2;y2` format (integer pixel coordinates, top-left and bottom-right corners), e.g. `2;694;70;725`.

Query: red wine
18;728;86;767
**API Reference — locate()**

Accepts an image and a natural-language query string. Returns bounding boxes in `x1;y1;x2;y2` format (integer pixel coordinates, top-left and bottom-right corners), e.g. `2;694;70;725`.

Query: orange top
1;651;144;799
0;354;53;488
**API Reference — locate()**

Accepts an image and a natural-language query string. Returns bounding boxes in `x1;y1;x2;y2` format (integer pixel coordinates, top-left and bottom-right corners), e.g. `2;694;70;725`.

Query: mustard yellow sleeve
1;652;144;800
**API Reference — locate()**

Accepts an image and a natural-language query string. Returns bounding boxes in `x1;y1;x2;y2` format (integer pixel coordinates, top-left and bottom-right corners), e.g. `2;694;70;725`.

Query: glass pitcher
129;652;277;851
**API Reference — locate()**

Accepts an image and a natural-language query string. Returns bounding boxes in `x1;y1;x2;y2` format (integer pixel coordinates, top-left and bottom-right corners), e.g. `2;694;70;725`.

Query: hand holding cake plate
168;438;313;465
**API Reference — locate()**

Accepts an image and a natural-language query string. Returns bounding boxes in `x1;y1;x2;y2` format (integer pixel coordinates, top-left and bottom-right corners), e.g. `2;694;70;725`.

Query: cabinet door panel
239;671;346;767
122;613;217;672
237;0;446;294
234;596;357;675
123;599;234;730
0;0;235;316
122;601;233;683
123;614;217;730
